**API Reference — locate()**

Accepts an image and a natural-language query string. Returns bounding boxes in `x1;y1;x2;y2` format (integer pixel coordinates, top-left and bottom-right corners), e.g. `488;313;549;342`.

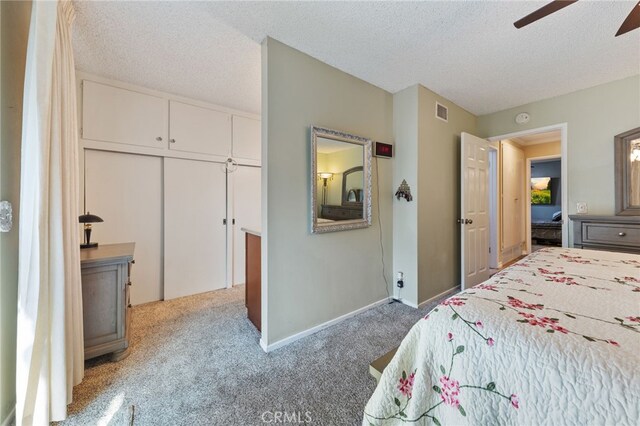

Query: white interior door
85;150;163;304
461;132;490;290
164;158;227;299
230;166;262;286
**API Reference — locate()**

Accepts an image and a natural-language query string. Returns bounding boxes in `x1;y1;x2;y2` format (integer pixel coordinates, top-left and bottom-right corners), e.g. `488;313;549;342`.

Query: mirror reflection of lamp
630;141;640;162
79;212;104;249
318;172;334;205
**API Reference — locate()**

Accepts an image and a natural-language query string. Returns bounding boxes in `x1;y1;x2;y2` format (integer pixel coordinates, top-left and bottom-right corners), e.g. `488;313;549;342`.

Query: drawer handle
618;232;626;237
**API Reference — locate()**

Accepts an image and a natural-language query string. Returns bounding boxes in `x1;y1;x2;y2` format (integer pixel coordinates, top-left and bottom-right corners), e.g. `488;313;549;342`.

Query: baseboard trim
1;407;15;426
417;286;460;309
260;297;390;352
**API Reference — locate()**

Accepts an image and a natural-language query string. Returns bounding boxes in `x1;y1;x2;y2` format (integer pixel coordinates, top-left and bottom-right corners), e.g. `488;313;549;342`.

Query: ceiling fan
514;0;640;37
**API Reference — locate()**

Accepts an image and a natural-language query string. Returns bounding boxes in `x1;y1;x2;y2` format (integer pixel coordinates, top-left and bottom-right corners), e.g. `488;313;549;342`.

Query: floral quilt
363;248;640;425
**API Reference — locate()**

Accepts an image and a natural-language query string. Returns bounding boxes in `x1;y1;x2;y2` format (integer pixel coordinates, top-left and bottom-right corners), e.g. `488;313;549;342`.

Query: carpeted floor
58;285;449;426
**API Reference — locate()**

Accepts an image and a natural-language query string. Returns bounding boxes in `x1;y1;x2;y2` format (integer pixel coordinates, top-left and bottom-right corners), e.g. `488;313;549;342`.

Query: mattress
363;247;640;425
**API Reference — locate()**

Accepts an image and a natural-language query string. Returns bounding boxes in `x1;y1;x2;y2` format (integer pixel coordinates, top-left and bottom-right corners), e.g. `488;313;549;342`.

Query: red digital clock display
374;142;393;158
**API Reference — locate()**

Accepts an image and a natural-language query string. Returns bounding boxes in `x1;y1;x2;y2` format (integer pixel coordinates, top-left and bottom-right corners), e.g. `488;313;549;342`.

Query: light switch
0;201;12;232
576;202;588;214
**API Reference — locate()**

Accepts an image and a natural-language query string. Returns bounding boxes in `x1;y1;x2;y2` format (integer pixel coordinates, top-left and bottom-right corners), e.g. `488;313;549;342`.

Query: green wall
262;38;394;345
478;75;640;225
1;1;31;423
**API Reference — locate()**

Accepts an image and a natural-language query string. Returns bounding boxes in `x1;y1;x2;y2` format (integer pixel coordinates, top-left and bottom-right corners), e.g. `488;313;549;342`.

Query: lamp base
80;242;98;249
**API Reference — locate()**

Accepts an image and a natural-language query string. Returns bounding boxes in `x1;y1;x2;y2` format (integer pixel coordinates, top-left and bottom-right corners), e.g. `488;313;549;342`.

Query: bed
363;247;639;425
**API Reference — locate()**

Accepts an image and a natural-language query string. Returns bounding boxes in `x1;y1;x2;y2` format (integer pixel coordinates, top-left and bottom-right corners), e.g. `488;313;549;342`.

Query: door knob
619;232;626;237
156;136;163;142
170;138;176;144
457;218;464;224
464;219;473;225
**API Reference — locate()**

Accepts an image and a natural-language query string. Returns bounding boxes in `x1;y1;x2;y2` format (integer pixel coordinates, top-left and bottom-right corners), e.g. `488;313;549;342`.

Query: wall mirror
311;126;372;233
615;127;640;215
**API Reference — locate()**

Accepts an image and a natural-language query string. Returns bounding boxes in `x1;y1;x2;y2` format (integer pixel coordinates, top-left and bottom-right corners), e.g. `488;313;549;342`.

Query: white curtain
16;0;84;424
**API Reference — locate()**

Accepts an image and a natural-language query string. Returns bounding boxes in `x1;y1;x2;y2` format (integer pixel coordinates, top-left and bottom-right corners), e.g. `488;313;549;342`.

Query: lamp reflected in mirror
318;172;334;205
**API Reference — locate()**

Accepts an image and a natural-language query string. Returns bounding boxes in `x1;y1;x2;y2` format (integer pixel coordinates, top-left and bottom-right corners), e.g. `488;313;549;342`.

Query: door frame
526;154;561;253
487;123;568;249
488;146;499;269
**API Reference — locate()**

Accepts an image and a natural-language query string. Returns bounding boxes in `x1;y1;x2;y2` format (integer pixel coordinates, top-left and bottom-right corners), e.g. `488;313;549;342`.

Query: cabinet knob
128;303;132;308
156;136;163;142
618;232;626;237
170;138;176;144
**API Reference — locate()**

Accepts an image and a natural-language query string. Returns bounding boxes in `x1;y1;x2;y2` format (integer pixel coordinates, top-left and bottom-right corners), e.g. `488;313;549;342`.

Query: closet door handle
156;136;163;142
170;139;176;144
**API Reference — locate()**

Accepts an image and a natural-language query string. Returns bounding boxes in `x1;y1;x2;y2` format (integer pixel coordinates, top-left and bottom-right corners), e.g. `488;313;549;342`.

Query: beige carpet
58;285;446;425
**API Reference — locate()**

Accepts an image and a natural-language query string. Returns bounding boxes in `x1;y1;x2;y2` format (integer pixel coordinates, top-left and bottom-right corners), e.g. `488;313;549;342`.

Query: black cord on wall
374;157;391;301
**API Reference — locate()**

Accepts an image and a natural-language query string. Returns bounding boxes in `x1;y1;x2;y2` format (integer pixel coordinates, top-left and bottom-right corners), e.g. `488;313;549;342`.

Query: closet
80;75;261;305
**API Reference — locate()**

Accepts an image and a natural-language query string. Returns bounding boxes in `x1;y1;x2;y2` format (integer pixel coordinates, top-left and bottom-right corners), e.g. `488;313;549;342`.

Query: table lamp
79;212;104;249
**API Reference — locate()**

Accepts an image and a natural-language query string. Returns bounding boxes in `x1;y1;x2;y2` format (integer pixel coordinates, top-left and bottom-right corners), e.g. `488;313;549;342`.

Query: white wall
478;75;640;240
262;38;393;345
0;1;31;422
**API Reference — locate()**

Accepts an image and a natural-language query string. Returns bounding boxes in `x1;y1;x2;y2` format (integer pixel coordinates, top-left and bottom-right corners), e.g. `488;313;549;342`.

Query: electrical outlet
576;202;588;214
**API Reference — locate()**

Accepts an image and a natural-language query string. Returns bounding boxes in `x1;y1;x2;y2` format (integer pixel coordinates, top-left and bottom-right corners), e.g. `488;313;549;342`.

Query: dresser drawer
582;222;640;247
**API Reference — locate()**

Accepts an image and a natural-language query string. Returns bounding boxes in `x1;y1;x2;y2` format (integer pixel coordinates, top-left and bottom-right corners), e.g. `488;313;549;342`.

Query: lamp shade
79;212;104;223
318;172;334;179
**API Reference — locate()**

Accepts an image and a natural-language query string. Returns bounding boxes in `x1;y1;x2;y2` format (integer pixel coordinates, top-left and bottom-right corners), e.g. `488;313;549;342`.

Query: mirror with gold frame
311;126;372;233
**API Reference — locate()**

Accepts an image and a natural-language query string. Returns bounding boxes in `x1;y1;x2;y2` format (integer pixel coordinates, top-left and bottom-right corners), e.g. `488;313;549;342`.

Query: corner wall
262;38;394;345
0;1;31;422
478;75;640;225
417;86;477;304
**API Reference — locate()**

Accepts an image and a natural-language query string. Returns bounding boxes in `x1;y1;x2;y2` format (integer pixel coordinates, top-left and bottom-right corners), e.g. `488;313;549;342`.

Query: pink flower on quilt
607;340;620;347
510;394;519;409
423;314;430;320
439;376;461;407
550;276;578;285
508;296;544;310
560;254;590;264
487;337;495;346
538;268;564;275
633;287;640;293
550;324;569;334
475;321;483;328
440;297;465;307
475;284;498;291
624;276;640;283
398;372;415;397
447;332;453;341
625;316;640;323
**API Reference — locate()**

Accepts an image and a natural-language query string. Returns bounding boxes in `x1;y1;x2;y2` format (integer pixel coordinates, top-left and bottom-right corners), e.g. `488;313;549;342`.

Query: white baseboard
260;297;390;352
1;407;15;426
417;286;460;309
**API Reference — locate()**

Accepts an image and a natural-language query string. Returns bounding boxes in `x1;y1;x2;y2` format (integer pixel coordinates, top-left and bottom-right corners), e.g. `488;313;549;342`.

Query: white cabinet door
84;150;163;305
232;116;261;163
169;101;231;157
230;166;262;285
501;142;525;249
82;80;167;149
164;158;227;299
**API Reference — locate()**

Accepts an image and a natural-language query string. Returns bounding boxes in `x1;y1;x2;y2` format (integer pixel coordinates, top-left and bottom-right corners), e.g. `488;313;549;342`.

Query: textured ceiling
73;1;640;116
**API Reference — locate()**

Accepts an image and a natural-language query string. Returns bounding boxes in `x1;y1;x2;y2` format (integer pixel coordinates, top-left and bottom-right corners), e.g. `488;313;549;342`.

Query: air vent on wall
436;102;448;122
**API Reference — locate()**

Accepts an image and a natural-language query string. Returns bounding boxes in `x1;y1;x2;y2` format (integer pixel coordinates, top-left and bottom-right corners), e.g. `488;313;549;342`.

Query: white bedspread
364;248;640;425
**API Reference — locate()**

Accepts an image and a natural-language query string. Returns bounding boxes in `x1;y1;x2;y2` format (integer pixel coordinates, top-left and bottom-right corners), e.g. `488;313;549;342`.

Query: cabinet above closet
79;74;260;166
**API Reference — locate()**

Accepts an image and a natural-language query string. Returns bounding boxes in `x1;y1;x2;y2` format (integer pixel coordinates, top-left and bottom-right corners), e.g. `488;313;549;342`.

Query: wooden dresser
570;215;640;254
242;229;261;331
320;204;362;220
80;243;135;361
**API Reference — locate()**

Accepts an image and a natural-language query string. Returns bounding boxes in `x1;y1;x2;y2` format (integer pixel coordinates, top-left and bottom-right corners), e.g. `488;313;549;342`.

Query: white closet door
231;166;262;285
82;80;168;149
164;158;227;299
85;150;163;305
232;116;261;163
169;101;231;156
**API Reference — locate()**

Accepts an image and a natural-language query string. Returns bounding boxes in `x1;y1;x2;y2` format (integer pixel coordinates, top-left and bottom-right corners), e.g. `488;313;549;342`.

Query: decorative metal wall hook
395;179;413;202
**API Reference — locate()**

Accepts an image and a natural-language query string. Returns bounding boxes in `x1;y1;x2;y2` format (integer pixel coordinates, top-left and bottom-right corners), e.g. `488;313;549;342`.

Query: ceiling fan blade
616;1;640;36
514;0;579;29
